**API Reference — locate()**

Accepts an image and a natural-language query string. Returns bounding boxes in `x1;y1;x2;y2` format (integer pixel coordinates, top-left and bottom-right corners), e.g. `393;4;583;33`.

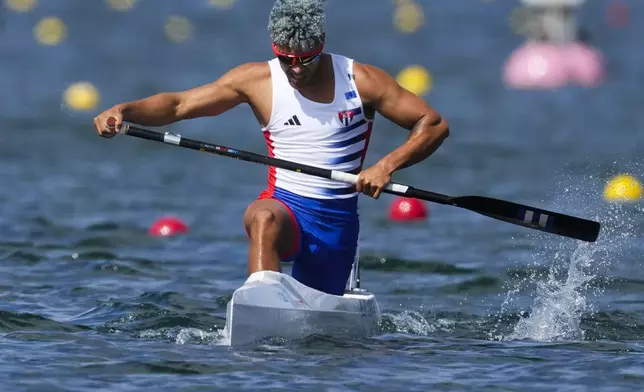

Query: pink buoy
388;197;428;222
562;42;604;87
503;41;569;89
148;216;189;237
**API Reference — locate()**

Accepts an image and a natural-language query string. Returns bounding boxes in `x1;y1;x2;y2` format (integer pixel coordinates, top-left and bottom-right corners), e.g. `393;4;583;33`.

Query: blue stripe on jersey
345;90;357;99
328;150;364;165
339;119;366;133
329;130;368;148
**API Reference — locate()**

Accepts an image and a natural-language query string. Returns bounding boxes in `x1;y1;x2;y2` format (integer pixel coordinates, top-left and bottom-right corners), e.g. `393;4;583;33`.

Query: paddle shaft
120;124;601;242
122;124;454;205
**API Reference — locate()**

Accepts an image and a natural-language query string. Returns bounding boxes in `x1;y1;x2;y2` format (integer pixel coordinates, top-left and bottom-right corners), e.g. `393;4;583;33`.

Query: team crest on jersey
338;110;355;126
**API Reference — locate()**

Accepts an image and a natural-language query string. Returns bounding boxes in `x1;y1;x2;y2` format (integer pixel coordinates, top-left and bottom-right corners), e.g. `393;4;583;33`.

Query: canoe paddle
117;123;601;242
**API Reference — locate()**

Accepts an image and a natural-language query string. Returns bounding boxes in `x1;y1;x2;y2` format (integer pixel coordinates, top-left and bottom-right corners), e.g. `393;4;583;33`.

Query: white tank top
261;54;374;200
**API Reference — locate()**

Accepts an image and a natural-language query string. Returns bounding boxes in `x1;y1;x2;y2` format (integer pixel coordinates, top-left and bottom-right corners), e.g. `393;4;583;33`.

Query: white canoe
223;270;381;346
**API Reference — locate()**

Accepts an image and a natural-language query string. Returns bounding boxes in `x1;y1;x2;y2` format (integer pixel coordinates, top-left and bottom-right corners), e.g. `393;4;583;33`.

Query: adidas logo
283;115;301;126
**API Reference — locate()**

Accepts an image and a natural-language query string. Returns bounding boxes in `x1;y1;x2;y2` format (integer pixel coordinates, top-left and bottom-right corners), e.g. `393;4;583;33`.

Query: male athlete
93;0;449;296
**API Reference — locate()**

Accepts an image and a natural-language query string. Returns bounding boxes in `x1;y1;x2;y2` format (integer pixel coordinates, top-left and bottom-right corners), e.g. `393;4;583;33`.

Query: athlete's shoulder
352;61;396;105
352;61;392;84
215;61;271;101
226;61;271;84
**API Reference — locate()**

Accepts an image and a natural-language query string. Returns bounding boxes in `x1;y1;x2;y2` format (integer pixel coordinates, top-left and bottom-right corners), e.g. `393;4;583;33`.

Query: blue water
1;0;643;390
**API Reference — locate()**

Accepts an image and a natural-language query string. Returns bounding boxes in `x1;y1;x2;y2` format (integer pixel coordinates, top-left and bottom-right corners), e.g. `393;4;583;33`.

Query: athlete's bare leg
242;199;297;276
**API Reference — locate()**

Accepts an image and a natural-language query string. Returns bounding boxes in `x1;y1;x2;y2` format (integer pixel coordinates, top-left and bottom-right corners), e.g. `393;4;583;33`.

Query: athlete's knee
247;209;282;239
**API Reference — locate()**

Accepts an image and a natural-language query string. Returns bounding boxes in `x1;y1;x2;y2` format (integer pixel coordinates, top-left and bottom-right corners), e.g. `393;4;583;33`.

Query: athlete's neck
296;54;334;103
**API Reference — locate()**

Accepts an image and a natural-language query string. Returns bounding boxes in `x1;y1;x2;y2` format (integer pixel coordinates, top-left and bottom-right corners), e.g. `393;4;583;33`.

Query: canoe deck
223;271;381;346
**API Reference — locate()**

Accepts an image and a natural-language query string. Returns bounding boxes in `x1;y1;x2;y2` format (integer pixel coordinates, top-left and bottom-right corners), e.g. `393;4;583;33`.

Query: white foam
499;165;642;342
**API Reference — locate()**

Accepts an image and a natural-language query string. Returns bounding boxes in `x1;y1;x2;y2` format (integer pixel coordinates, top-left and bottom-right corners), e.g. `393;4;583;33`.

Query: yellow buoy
63;82;100;111
34;17;66;46
396;65;433;96
165;16;193;43
209;0;236;9
5;0;37;12
106;0;136;12
603;174;643;202
393;0;425;34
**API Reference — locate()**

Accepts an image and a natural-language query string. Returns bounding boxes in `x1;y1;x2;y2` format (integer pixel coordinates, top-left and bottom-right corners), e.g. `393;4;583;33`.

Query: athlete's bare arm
93;62;271;137
354;62;449;175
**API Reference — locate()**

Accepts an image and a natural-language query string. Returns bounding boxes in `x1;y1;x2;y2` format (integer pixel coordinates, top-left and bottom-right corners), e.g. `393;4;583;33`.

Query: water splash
380;311;437;335
136;326;227;345
498;167;642;342
507;242;595;341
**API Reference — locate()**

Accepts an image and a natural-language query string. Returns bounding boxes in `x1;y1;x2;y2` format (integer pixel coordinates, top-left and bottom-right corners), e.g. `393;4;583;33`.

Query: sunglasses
272;42;324;66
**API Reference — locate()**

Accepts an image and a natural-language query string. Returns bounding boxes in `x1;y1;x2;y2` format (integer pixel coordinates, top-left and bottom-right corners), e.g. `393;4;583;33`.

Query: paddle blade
452;196;601;242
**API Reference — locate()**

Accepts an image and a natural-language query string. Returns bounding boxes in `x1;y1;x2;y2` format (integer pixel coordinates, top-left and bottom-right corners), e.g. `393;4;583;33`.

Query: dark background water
1;0;643;390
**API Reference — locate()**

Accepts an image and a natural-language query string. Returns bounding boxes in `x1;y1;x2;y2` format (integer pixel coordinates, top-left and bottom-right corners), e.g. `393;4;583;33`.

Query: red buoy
607;1;630;28
148;216;189;236
388;197;428;221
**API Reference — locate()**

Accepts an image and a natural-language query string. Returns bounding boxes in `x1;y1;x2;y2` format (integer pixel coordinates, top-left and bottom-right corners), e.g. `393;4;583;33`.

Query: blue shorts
258;187;359;295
